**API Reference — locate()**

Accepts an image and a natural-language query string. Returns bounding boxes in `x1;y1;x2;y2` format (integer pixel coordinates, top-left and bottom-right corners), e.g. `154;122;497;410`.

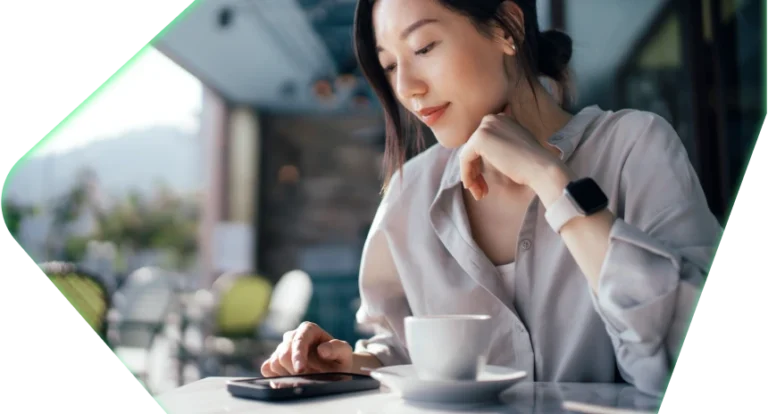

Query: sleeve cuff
589;218;681;341
354;335;410;367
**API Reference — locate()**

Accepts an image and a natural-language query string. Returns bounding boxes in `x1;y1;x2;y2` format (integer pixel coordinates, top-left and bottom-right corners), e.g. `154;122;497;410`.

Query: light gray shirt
353;105;723;397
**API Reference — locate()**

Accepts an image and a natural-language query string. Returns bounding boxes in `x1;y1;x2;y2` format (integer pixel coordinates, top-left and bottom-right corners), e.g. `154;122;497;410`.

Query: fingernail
294;360;302;372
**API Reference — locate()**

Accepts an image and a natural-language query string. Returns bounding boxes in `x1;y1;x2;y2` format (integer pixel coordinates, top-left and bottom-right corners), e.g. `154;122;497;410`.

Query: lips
417;103;450;127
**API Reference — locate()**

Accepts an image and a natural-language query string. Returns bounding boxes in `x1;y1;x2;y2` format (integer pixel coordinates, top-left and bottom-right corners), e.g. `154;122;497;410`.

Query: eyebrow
376;18;440;53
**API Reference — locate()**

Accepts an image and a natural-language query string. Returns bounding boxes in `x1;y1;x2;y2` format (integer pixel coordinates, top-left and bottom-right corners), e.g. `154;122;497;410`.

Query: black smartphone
226;372;381;402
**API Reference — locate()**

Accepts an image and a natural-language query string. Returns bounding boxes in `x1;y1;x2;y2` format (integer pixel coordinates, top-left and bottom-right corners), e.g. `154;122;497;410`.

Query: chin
432;128;471;149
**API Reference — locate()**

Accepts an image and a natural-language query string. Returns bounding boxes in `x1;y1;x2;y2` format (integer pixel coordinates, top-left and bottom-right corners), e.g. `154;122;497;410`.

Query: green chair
213;273;273;338
40;261;111;343
178;271;273;378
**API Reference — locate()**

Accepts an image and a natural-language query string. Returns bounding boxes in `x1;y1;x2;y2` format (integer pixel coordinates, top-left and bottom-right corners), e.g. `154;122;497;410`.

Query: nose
394;63;428;103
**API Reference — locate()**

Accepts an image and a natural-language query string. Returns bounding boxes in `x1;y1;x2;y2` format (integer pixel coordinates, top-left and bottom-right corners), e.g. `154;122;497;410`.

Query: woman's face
373;0;513;149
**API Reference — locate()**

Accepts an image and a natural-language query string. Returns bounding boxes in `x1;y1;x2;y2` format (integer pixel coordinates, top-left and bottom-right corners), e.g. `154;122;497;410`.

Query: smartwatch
544;177;608;233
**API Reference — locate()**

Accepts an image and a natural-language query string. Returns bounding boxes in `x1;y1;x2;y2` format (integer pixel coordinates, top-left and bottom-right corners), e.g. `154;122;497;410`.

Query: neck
506;80;573;150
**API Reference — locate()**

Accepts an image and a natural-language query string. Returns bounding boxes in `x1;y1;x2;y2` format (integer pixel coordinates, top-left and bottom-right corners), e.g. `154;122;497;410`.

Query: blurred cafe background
1;0;763;396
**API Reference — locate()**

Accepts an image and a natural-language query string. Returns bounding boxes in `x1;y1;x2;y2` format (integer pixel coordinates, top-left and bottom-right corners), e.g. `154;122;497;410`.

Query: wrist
530;162;575;208
352;352;383;375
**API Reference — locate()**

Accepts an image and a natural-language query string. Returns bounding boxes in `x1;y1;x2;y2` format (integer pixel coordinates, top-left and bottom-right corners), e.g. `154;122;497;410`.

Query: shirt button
520;239;532;251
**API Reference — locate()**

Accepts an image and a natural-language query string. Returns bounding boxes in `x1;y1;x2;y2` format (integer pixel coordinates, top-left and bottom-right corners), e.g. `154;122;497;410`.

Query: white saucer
369;364;527;404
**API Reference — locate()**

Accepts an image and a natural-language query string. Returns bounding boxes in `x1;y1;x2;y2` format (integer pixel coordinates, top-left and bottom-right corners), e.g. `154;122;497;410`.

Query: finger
317;339;352;362
465;160;486;201
475;177;489;199
469;173;486;200
471;180;487;200
269;356;291;377
276;342;295;374
282;329;296;344
291;322;331;373
459;145;481;190
261;359;275;377
473;159;489;199
263;356;286;377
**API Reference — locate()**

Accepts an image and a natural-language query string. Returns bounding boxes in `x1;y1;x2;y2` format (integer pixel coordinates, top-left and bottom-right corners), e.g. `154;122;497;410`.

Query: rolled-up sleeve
353;178;412;367
588;112;723;396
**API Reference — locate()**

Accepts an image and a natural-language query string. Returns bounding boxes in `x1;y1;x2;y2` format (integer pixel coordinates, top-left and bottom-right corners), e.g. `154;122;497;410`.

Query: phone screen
239;374;358;389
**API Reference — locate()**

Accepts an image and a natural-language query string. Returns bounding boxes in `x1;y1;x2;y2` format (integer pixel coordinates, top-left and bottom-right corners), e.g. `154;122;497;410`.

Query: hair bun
537;29;573;82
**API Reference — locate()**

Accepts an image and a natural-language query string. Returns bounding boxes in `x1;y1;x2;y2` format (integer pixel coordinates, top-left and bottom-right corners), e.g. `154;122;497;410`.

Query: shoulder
590;108;685;159
584;108;695;184
587;108;705;212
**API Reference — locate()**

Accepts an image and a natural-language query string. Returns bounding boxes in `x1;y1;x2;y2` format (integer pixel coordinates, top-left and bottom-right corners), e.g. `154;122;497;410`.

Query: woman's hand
260;322;354;377
459;106;573;204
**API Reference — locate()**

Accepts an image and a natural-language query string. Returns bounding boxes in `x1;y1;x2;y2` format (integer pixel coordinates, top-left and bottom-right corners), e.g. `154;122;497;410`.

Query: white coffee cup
404;314;493;381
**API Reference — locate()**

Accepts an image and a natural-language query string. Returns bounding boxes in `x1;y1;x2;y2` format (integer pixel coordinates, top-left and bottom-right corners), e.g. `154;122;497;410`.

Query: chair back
259;270;313;337
114;267;176;323
212;272;272;338
41;261;111;340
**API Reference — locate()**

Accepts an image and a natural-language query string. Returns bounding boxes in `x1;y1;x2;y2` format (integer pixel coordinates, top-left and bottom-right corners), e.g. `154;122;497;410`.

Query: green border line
0;0;202;413
657;1;768;412
757;0;768;116
1;0;766;407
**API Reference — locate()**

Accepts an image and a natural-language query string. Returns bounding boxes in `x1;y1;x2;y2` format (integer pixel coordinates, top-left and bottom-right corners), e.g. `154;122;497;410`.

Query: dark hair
353;0;574;191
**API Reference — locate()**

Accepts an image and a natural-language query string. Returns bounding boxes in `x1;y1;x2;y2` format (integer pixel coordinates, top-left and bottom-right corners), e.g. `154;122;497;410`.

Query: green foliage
63;236;90;262
91;184;200;270
4;166;200;273
2;199;29;239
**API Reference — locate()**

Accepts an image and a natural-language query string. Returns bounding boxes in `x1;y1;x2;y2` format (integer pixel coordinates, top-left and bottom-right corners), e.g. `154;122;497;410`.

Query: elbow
615;343;672;397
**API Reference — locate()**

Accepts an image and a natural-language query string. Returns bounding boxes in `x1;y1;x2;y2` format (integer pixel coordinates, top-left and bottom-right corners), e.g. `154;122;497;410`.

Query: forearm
532;163;717;395
532;164;615;293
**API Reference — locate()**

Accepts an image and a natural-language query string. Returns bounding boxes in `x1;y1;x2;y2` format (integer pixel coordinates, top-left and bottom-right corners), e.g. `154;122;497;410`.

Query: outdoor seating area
38;260;322;395
3;1;760;412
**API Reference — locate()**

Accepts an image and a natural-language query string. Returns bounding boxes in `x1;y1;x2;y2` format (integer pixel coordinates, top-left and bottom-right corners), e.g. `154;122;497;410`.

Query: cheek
457;59;507;115
429;48;507;147
438;45;501;96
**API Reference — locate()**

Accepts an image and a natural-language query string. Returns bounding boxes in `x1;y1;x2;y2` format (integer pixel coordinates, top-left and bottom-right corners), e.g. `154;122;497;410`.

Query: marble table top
155;377;662;414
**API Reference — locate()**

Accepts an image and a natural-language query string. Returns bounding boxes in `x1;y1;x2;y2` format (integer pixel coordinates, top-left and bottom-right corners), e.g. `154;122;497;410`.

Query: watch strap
544;191;584;233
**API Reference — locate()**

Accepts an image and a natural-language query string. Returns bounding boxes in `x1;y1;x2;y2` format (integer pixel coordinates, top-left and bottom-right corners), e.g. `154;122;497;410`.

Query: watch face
566;178;608;215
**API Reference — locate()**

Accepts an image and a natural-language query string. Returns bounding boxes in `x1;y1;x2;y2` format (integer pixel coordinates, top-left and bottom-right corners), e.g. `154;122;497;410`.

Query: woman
260;0;722;397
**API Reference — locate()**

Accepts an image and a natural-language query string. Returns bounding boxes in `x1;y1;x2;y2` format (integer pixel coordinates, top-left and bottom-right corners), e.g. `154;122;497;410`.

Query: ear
496;31;517;56
495;0;526;56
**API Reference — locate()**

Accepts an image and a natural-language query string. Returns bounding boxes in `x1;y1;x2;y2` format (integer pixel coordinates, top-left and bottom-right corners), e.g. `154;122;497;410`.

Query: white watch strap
545;191;584;233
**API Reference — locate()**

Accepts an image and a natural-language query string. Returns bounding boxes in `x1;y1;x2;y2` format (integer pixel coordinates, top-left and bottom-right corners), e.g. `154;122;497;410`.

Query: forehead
372;0;449;43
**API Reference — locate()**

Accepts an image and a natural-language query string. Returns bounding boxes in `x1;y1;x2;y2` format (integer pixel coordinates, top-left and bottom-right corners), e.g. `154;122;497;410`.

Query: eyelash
383;41;439;73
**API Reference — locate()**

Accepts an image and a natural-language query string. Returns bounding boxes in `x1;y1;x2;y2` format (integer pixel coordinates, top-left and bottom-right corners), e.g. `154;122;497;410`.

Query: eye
415;41;438;56
381;41;439;74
